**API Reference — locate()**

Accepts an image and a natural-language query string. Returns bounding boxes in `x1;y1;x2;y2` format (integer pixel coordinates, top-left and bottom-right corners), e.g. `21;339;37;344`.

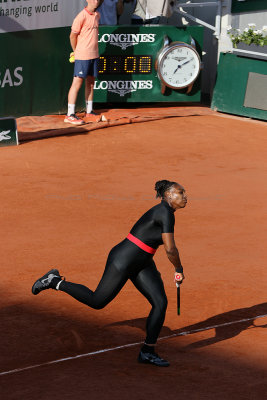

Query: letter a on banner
0;118;19;147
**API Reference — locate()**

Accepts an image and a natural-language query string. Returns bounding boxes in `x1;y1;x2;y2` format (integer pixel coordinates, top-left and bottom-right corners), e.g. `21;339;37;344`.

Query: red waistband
126;233;156;255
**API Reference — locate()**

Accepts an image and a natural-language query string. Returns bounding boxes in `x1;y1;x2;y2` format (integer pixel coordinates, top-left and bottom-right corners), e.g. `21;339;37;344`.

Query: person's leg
83;59;105;122
68;76;83;113
85;75;95;105
64;76;85;125
131;261;169;366
58;262;128;309
131;261;168;345
85;75;96;118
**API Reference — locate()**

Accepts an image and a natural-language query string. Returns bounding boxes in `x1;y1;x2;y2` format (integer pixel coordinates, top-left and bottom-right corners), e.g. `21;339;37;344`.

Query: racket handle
176;284;180;316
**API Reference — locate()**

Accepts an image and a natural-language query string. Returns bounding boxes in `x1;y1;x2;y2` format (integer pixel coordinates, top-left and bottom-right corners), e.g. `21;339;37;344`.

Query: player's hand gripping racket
174;273;183;316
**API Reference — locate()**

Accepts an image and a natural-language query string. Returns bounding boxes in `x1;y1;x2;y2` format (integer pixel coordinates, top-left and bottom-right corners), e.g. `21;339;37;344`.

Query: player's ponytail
154;180;177;198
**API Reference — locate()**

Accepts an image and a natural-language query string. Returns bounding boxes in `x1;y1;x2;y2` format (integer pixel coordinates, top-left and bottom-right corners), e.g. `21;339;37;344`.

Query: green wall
232;0;267;14
0;27;74;117
211;53;267;121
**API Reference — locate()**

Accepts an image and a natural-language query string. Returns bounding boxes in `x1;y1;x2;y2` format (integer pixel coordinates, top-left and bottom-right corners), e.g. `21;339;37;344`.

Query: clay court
0;108;267;399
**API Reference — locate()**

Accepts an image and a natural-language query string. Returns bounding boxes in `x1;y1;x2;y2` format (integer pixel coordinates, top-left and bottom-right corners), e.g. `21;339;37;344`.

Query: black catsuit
59;200;175;344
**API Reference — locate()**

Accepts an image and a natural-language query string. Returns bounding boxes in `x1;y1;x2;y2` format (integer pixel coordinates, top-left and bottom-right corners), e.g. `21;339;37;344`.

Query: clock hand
173;57;194;74
180;57;194;67
173;64;182;74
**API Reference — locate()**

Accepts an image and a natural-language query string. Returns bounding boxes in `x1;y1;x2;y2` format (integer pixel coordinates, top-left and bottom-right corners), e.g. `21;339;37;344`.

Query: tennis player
32;180;186;367
64;0;103;125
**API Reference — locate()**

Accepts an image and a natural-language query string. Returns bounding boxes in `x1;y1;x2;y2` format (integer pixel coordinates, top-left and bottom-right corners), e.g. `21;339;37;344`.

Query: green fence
0;27;73;117
232;0;267;14
211;53;267;121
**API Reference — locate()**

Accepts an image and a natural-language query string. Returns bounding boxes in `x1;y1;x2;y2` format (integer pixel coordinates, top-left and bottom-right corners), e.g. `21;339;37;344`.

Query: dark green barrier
0;25;203;117
232;0;267;14
0;27;73;117
0;118;18;147
211;53;267;121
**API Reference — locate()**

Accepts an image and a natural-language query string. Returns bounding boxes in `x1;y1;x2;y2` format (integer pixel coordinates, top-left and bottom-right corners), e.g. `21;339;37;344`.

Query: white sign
0;0;85;33
0;67;23;88
0;117;18;147
98;33;156;50
0;130;11;141
94;80;153;97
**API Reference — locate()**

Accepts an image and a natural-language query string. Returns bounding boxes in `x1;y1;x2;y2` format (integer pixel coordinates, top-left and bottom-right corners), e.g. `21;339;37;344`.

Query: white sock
86;100;93;114
56;280;63;290
68;104;75;116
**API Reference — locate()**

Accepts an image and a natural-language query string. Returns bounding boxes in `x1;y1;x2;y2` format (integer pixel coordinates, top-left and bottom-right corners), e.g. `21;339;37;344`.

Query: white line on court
0;313;266;377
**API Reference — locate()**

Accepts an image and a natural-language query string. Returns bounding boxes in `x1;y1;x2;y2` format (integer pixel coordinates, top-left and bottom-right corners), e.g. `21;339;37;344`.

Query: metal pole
215;0;222;39
161;0;168;16
174;8;217;32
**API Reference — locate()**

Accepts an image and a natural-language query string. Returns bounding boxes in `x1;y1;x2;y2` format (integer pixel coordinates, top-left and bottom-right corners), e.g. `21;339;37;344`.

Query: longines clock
155;37;201;94
94;25;203;103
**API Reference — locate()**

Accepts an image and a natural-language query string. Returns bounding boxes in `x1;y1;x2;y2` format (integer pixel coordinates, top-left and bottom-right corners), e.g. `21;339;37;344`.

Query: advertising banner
0;0;85;33
0;25;202;116
0;0;203;116
0;26;73;116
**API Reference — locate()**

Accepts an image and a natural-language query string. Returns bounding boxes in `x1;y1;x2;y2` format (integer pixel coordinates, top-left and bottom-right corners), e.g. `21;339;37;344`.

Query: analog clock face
159;44;200;89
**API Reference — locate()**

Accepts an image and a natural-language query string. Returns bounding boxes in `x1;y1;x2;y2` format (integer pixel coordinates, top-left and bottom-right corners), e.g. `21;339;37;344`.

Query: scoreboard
0;24;203;116
94;25;203;103
98;55;152;75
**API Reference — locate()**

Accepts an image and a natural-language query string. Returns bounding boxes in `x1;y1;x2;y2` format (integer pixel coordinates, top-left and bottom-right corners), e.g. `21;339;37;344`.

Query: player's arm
162;232;185;283
70;31;79;51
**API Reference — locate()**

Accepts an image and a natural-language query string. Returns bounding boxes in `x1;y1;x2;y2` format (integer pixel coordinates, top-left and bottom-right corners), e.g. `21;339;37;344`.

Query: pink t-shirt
71;8;100;60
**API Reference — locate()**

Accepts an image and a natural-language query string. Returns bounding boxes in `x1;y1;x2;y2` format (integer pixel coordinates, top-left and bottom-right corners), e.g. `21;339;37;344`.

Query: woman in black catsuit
32;180;187;367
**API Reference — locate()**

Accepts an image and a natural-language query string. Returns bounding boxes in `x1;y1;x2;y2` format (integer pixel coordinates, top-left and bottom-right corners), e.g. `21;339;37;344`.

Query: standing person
131;0;174;25
32;180;187;367
97;0;124;25
64;0;104;126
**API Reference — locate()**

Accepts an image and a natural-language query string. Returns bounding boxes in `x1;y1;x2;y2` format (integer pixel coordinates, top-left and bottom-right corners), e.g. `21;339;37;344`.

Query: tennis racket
174;272;183;316
176;282;180;315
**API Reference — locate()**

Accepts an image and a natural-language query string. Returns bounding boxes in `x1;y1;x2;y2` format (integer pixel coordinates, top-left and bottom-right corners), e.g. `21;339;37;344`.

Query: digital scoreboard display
98;55;152;75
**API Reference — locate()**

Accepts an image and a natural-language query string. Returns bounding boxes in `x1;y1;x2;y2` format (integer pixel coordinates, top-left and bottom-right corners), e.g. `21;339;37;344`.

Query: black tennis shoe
32;269;61;295
138;351;170;367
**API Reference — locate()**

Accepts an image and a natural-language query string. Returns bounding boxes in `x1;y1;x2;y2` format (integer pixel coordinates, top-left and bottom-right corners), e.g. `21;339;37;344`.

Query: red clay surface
0;110;267;399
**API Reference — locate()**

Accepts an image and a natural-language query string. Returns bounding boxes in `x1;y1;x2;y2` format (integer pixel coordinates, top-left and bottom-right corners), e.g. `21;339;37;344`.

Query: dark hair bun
155;180;177;198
